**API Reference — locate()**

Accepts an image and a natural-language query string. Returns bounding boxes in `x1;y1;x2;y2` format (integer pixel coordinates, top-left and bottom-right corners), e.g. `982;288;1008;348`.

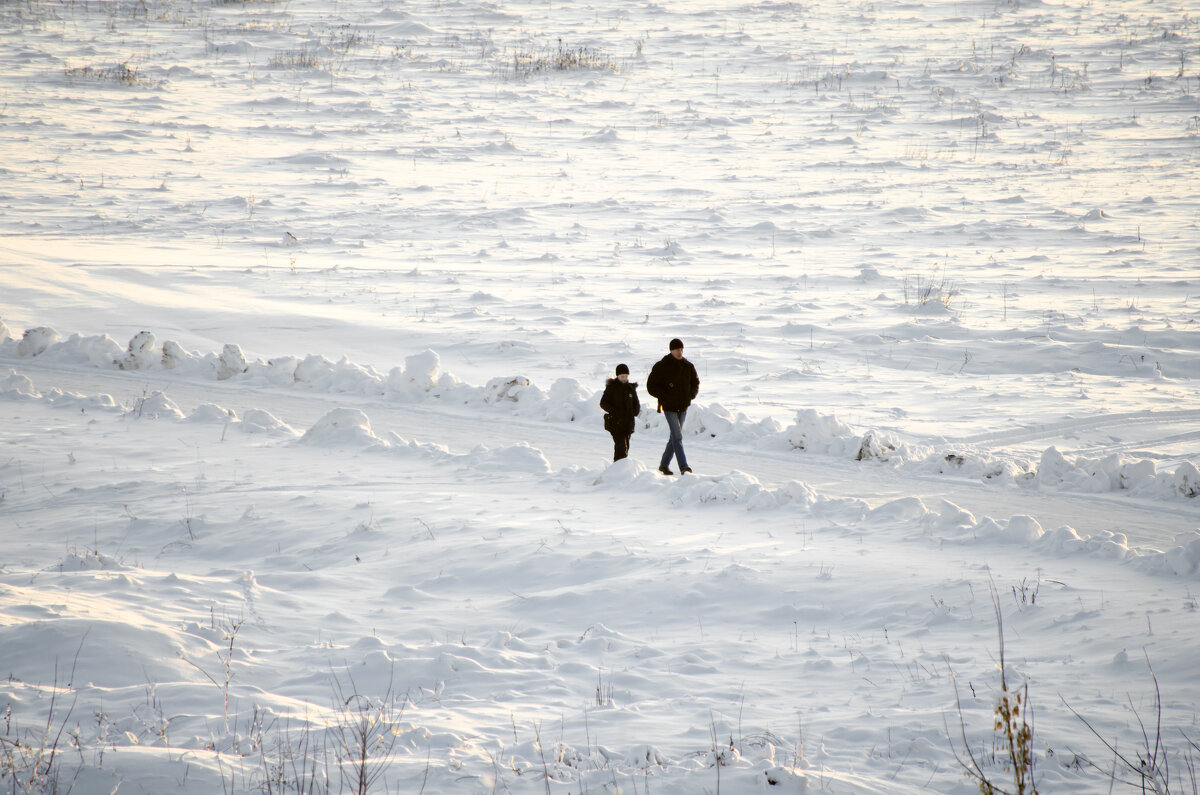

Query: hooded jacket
646;354;699;413
599;378;641;434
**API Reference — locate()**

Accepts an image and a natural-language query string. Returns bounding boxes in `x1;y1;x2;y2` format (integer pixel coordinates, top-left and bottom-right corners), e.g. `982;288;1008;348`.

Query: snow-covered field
2;0;1198;791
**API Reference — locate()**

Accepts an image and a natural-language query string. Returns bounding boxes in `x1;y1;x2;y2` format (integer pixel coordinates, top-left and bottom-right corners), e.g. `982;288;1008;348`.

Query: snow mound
748;479;821;510
926;499;976;530
668;470;763;506
593;457;651;487
584;127;621;143
1172;462;1200;498
390;348;441;392
294;354;383;393
188;403;236;423
116;331;158;371
299;408;380;447
1036;525;1085;554
484;375;540;403
1003;514;1045;543
47;388;118;412
16;326;60;357
161;339;190;370
0;369;38;398
215;343;248;380
470;442;551;473
763;408;864;456
239;408;296;435
130;391;184;420
869;497;927;523
1164;531;1200;575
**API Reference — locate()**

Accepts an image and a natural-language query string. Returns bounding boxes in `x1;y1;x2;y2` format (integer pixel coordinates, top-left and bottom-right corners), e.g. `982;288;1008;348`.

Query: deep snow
2;0;1199;792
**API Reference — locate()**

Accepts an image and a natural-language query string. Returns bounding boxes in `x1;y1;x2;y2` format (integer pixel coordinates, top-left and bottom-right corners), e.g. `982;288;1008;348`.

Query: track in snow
8;356;1195;550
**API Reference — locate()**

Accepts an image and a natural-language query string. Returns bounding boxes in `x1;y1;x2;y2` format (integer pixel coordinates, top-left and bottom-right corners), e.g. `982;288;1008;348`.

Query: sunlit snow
1;0;1198;792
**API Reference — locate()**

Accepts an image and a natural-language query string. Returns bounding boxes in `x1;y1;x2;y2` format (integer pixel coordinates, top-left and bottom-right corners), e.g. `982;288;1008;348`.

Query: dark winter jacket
646;354;699;413
599;378;641;435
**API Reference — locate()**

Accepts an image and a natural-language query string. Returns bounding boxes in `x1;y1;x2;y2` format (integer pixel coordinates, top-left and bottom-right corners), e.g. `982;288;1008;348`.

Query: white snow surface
1;0;1199;792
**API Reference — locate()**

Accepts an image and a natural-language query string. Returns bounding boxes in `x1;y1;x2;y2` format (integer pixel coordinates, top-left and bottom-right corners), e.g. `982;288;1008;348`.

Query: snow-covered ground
2;0;1198;792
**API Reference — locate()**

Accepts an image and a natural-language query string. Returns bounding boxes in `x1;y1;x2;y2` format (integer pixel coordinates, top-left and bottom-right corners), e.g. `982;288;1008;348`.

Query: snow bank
2;325;1196;505
11;327;121;368
21;369;1187;581
1033;446;1200;500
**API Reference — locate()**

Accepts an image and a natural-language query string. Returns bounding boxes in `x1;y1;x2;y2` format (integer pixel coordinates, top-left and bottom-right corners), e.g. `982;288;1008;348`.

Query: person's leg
659;412;678;469
673;410;690;472
612;432;628;461
661;411;686;471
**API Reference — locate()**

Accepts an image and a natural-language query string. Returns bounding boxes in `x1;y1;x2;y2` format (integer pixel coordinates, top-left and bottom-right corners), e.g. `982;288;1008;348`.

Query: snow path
10;356;1194;550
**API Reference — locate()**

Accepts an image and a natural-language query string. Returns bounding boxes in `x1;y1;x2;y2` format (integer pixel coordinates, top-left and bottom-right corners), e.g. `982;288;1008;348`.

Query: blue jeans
660;410;689;471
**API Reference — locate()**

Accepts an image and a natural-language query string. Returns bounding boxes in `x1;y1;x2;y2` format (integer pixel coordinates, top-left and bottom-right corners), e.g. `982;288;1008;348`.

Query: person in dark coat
599;363;640;461
645;338;700;475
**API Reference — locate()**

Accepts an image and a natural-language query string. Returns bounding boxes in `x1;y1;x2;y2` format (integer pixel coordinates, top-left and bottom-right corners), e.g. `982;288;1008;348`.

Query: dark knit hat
669;338;684;350
615;363;630;376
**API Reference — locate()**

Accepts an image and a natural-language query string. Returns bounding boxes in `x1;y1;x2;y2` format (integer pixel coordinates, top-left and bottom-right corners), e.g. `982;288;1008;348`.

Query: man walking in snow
646;338;699;476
